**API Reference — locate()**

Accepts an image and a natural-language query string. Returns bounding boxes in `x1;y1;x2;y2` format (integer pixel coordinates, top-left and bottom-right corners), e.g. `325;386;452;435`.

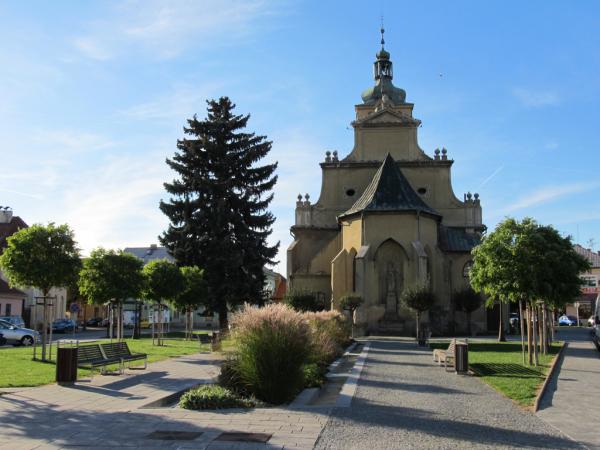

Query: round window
417;187;427;195
346;189;356;197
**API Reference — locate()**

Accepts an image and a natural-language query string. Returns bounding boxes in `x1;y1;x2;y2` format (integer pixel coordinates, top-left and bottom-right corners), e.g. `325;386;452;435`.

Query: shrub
303;363;327;388
304;310;351;364
179;385;255;410
339;294;363;312
284;289;325;312
229;303;312;404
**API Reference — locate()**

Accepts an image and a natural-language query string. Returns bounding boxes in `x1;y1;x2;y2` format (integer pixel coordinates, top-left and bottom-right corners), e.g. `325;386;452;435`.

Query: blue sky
1;0;599;274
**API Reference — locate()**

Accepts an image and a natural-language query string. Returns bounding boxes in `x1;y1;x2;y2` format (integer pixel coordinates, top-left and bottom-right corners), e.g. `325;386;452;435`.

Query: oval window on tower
346;188;356;197
417;187;427;195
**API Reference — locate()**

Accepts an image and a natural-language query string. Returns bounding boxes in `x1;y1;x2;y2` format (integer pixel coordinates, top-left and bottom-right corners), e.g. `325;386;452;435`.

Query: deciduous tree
0;223;80;361
78;249;145;341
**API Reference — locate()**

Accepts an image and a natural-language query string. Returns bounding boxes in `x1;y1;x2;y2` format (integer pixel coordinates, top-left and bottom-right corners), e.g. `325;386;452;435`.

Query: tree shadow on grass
470;363;544;379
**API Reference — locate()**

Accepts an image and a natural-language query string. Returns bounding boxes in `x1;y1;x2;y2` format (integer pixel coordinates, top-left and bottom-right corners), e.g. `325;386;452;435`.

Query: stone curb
335;342;371;407
533;341;568;412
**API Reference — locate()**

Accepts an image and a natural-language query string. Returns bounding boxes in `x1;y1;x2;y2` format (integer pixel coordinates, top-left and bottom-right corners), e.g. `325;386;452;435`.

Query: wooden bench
433;339;456;371
101;342;147;371
77;344;121;374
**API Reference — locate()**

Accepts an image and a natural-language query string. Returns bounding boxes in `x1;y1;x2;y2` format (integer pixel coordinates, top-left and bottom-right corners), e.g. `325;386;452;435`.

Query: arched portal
374;239;408;318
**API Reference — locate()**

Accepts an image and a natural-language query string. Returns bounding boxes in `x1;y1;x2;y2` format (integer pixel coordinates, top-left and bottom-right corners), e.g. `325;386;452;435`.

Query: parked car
51;319;77;333
86;317;104;327
588;316;599;327
0;316;25;328
100;318;110;327
0;319;39;346
558;315;578;326
0;332;6;346
509;313;520;327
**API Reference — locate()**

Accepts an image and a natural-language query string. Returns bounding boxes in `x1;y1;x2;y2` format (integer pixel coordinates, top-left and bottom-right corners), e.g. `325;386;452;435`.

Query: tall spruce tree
159;97;278;328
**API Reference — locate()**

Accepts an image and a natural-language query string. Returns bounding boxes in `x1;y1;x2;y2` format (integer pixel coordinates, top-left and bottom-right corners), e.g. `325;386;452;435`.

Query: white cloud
60;153;172;254
512;87;559;108
502;182;599;213
72;0;281;60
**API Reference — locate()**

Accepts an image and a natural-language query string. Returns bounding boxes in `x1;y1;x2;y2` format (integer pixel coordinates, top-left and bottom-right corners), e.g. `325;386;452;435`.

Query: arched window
463;261;473;281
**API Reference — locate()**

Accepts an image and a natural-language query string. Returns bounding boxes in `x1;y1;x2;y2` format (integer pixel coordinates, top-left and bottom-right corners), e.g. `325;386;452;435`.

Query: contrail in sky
476;165;504;191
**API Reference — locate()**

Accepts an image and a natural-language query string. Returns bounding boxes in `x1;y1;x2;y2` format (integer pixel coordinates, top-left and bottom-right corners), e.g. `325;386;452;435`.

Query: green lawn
431;340;562;407
0;335;209;388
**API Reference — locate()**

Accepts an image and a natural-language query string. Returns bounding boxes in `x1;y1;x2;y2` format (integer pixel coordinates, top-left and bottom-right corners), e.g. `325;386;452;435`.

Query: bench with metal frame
76;343;121;375
100;342;147;371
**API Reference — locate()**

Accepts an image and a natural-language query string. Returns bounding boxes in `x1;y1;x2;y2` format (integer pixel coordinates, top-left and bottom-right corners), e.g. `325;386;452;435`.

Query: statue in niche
384;261;400;316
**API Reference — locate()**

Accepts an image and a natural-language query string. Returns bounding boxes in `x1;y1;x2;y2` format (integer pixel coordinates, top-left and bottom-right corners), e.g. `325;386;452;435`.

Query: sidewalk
0;351;329;449
315;337;579;449
537;327;600;450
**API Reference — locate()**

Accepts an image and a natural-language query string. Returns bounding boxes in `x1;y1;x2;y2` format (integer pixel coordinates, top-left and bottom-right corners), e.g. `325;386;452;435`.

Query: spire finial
380;16;385;48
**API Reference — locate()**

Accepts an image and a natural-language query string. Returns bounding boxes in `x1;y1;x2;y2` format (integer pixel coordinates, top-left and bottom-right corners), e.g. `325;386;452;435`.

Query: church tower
287;30;485;335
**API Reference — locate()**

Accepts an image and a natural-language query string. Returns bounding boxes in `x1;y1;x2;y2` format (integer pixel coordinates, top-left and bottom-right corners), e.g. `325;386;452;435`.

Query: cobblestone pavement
537;327;600;449
0;352;329;449
315;337;581;450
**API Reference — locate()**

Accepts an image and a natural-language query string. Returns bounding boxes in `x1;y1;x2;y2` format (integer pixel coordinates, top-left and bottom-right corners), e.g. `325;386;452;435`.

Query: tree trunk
498;301;506;342
467;312;472;337
542;304;548;354
217;301;228;331
531;305;539;367
525;301;533;366
415;311;420;343
40;291;49;361
158;303;163;346
519;299;525;365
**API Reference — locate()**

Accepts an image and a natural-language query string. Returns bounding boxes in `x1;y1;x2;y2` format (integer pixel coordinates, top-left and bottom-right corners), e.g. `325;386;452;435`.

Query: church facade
287;34;488;336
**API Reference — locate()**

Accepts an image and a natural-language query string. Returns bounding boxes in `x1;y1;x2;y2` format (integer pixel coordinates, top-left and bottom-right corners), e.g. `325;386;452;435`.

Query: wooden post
519;299;525;365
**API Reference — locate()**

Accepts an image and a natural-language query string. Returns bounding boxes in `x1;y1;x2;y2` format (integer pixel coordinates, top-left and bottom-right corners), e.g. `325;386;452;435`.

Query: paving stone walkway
0;351;329;449
315;337;581;449
537;327;600;450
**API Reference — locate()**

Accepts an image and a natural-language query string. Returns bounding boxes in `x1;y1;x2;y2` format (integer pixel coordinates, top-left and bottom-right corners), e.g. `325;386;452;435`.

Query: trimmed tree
0;223;81;361
173;266;208;339
452;287;483;337
339;294;363;338
284;289;325;312
78;249;145;341
142;259;184;345
401;285;436;344
159;97;278;329
470;217;590;365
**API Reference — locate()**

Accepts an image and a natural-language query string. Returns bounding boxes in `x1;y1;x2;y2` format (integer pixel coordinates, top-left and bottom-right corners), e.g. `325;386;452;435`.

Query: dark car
86;317;104;327
52;319;77;333
0;332;6;346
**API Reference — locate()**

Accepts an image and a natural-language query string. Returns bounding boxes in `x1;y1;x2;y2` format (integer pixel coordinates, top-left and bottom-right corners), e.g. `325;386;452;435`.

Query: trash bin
454;342;468;374
56;347;78;383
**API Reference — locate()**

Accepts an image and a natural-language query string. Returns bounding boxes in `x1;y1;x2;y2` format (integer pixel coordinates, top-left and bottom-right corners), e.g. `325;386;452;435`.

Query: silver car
0;319;39;346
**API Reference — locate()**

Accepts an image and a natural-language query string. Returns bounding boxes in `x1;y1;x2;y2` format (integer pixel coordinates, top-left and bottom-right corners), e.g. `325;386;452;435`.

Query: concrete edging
335;342;371;407
533;342;568;412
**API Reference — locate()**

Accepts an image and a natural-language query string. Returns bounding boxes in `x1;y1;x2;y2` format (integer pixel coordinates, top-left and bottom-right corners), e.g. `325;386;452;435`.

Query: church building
287;31;488;336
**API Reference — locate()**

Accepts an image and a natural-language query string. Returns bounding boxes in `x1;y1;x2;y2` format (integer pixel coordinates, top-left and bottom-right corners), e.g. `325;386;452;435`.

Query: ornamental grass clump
303;310;351;365
229;303;312;405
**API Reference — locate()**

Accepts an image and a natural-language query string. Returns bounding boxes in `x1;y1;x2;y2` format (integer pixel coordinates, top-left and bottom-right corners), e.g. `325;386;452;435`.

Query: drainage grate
215;432;272;443
147;430;203;440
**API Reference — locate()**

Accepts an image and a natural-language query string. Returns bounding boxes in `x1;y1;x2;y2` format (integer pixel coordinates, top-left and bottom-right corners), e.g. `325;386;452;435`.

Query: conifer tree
160;97;278;328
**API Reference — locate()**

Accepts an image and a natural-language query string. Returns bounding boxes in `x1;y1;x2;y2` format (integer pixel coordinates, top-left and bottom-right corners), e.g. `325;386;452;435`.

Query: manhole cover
147;430;203;440
215;432;272;443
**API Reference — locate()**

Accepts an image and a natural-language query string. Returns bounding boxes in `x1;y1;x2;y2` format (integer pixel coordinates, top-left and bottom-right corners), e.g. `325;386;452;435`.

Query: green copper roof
339;154;440;220
439;226;481;252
